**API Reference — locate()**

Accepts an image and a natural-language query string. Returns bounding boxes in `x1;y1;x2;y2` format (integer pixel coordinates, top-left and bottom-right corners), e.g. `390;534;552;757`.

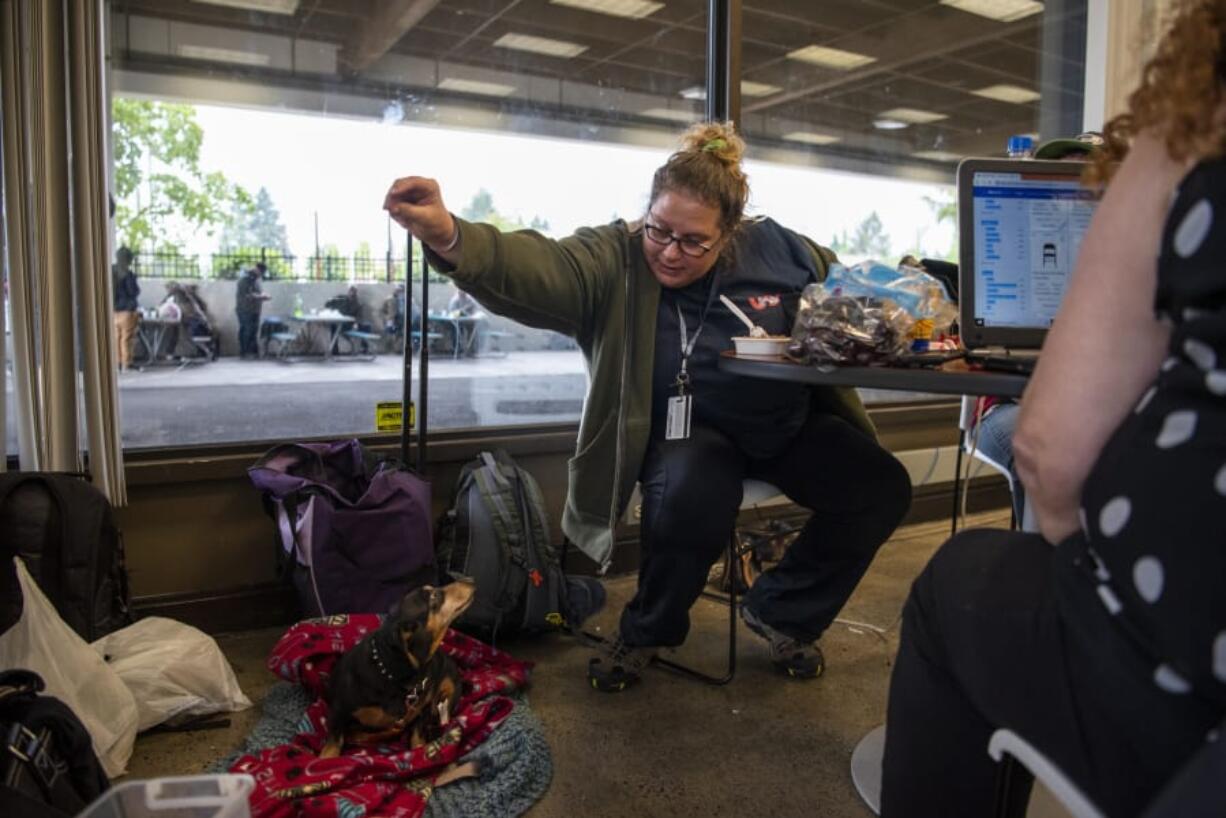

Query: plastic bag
787;260;961;365
823;261;958;327
0;557;138;778
788;288;914;365
92;617;251;732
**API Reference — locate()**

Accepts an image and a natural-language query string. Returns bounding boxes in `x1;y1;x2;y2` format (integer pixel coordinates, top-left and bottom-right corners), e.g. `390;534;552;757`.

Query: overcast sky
190;102;956;263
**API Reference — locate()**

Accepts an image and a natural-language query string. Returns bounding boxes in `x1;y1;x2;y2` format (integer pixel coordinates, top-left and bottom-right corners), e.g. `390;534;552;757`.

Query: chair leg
652;534;737;686
951;431;966;537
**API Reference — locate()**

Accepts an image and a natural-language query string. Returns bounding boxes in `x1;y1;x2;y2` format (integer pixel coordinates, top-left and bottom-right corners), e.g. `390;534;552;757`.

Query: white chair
850;726;1105;818
951;395;1022;534
989;729;1105;818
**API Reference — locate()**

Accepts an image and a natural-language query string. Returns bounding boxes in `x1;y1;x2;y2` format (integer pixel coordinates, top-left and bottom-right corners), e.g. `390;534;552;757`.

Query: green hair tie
702;138;728;152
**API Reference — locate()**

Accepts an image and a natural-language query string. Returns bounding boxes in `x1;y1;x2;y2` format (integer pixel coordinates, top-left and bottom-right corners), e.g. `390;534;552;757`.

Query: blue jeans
972;401;1024;522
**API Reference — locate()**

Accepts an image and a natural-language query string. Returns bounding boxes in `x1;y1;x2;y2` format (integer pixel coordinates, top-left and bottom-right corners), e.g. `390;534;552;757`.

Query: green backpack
436;450;567;638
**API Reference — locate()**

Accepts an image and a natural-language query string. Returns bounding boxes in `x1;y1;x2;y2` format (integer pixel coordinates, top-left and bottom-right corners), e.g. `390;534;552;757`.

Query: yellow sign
375;401;414;432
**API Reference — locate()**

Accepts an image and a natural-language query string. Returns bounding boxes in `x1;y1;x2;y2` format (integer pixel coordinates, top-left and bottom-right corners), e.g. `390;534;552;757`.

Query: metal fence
134;249;447;283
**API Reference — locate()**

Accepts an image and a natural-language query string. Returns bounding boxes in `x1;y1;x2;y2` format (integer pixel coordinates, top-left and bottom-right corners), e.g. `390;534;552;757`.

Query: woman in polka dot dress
881;2;1226;815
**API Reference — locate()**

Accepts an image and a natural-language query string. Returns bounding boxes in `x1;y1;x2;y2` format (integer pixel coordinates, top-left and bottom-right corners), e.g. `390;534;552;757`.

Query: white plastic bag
92;616;252;732
0;557;138;778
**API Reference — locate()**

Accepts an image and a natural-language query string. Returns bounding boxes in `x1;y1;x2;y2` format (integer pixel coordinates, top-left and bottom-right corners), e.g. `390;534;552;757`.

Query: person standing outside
236;262;270;359
385;122;911;690
112;246;140;371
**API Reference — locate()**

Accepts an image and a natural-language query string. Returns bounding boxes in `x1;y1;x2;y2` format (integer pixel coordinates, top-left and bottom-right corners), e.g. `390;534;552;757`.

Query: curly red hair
1087;0;1226;184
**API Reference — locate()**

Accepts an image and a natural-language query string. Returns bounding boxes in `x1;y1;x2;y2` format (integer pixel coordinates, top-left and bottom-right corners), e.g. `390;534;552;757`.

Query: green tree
221;186;289;252
923;190;958;262
460;189;549;233
111;98;251;251
845;211;891;259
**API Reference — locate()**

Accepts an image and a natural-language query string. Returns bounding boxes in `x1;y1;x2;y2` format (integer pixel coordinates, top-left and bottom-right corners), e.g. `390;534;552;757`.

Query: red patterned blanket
231;615;531;818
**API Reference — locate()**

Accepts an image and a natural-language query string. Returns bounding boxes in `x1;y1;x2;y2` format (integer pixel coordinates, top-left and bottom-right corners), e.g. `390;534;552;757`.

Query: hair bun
680;121;745;167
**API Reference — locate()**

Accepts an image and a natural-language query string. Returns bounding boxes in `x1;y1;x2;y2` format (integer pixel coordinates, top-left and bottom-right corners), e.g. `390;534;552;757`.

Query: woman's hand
383;176;457;252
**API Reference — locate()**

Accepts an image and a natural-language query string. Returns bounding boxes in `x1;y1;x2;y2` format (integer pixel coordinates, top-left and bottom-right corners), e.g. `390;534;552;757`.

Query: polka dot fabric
1078;159;1226;707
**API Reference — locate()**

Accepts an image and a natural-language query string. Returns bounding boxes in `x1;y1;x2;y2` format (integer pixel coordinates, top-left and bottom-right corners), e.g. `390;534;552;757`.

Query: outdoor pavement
6;350;589;450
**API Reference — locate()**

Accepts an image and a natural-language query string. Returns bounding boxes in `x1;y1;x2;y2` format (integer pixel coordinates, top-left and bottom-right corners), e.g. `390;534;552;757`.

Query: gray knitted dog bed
211;682;552;818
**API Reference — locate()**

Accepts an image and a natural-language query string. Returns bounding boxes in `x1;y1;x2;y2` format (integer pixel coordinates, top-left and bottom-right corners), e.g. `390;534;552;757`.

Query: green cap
1033;132;1104;160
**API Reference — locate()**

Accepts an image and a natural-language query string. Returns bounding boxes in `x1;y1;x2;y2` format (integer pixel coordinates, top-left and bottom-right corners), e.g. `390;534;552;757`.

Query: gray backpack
436;450;567;638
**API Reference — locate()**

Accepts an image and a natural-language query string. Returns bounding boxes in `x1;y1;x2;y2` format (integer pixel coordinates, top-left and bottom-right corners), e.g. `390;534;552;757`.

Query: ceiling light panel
438;78;517;97
641;108;697;122
494;33;588;58
878;107;948;124
786;45;876;70
549;0;664;19
940;0;1044;22
191;0;300;14
678;81;781;100
913;150;962;161
971;84;1041;103
178;44;271;66
783;131;841;146
742;81;782;97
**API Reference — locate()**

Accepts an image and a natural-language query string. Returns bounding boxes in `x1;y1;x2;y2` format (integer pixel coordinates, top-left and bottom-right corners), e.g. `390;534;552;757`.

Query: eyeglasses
643;221;717;258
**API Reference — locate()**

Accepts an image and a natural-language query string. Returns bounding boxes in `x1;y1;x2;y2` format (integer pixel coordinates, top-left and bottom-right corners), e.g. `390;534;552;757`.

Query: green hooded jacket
426;216;873;571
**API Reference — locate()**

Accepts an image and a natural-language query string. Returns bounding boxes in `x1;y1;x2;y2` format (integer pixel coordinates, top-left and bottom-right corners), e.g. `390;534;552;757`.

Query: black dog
320;581;475;758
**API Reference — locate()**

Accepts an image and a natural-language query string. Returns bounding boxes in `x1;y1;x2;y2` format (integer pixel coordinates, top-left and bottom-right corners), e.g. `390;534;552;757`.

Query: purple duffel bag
248;439;435;618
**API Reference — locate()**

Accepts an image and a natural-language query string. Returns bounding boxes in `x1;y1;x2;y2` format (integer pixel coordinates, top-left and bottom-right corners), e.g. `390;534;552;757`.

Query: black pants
620;413;911;647
238;312;260;357
881;529;1218;818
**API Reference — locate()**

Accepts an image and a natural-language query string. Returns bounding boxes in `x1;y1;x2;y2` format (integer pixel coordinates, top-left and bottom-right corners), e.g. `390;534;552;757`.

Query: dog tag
665;394;692;440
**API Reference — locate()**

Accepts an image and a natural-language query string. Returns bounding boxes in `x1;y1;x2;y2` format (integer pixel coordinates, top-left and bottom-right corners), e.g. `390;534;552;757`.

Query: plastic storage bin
78;775;254;818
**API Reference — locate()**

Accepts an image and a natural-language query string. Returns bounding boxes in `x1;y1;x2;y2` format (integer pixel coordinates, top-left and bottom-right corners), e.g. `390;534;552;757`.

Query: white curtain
1103;0;1177;123
1;0;126;503
69;0;125;503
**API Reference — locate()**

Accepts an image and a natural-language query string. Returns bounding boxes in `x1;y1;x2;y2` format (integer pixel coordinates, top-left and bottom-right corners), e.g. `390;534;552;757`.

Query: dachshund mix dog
320;581;475;759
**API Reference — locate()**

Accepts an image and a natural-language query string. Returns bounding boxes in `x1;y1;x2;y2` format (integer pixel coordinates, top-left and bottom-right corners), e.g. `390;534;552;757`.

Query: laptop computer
956;158;1100;373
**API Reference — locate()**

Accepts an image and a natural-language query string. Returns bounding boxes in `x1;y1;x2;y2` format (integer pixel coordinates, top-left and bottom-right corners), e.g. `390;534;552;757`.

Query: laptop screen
957;158;1099;350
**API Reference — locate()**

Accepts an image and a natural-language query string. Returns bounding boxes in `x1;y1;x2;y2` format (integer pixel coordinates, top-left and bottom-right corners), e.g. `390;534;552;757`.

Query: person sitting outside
446;287;486;356
385;121;911;690
881;3;1226;814
111;246;140;371
381;283;423;352
181;284;219;360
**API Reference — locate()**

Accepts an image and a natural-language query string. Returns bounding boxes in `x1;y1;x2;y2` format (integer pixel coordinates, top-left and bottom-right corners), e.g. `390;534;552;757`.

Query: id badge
665;394;692;440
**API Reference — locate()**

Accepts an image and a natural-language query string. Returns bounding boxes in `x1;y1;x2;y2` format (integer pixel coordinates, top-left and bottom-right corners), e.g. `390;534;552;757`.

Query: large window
103;0;1089;449
739;0;1087;263
107;0;707;449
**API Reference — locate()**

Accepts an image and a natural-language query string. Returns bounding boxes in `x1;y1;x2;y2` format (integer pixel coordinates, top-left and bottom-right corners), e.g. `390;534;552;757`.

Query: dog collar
369;639;430;707
369;638;400;684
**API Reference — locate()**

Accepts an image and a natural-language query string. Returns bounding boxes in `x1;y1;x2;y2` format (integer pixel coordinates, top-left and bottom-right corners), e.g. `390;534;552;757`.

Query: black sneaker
741;605;825;679
587;632;656;693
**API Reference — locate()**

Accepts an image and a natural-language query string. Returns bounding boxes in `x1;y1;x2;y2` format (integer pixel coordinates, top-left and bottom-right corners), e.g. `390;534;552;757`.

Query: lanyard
673;272;721;394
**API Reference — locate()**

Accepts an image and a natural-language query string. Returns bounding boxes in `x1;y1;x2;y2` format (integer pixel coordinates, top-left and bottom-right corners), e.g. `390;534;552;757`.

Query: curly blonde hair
649;121;750;237
1088;0;1226;184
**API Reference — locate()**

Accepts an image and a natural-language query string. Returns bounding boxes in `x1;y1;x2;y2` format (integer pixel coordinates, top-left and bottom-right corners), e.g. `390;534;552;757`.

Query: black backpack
436;451;568;638
0;474;132;642
0;670;110;818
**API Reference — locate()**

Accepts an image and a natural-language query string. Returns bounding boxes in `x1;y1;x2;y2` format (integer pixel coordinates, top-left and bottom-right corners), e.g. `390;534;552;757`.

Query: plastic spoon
719;294;767;338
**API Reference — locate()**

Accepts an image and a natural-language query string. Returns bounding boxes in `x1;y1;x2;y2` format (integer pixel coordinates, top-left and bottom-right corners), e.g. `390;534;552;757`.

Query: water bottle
1006;134;1034;158
293;292;305;318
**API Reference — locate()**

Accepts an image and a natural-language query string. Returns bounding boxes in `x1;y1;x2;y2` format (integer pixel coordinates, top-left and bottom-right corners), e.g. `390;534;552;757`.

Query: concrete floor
123;509;1066;817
